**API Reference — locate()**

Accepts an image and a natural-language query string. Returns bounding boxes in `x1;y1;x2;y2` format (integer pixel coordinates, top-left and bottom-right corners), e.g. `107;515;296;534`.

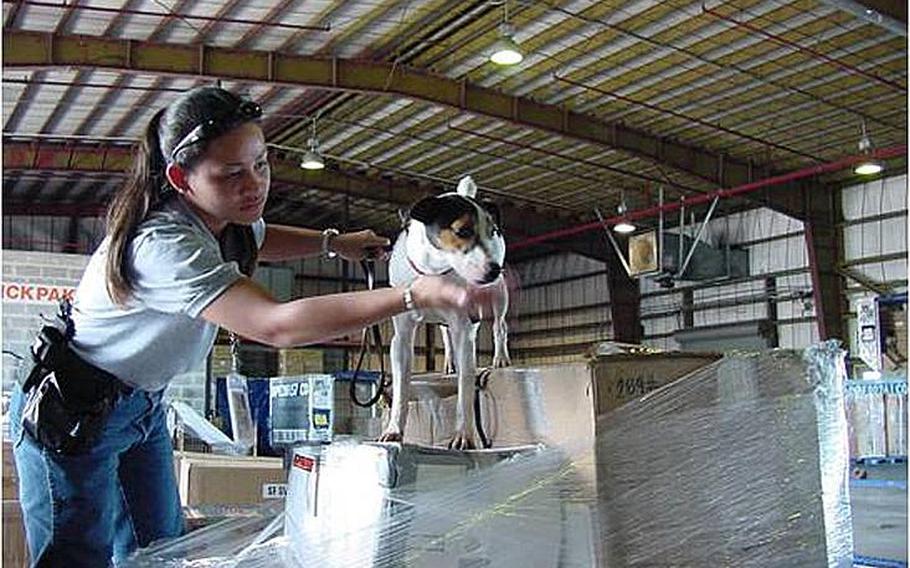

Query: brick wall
2;251;90;392
2;250;206;413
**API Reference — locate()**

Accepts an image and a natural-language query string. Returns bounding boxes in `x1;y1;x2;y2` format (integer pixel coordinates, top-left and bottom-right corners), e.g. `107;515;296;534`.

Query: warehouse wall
638;173;907;355
1;250;89;392
841;174;908;361
506;253;611;364
639;206;816;351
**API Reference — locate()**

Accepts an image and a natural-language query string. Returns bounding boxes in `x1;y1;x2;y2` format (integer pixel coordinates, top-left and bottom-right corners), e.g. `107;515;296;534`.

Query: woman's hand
408;276;469;311
332;230;391;261
407;276;499;315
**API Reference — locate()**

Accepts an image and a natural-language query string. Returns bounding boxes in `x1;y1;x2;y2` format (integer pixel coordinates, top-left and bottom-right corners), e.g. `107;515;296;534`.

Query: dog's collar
407;256;453;277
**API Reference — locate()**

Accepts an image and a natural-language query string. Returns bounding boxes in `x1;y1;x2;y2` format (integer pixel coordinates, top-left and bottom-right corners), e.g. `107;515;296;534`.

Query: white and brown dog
379;176;511;449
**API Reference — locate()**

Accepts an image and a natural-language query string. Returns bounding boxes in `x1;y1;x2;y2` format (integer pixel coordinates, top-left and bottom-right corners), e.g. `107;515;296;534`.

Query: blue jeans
9;386;185;567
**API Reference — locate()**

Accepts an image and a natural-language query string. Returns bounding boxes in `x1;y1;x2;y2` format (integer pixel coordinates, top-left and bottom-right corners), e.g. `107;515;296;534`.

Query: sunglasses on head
168;99;263;163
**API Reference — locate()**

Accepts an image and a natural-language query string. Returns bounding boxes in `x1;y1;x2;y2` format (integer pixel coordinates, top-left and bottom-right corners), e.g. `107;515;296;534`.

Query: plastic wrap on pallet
885;392;907;456
594;341;853;567
283;442;589;567
122;502;285;567
125;343;852;567
846;390;888;458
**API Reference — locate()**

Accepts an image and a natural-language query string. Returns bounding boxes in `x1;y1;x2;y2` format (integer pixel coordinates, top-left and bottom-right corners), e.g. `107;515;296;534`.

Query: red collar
407;256;453;276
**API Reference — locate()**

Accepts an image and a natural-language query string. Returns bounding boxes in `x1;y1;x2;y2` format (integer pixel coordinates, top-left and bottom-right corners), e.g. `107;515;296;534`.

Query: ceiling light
613;221;636;234
489;3;522;66
613;197;636;234
490;24;523;65
300;148;325;170
854;161;882;175
854;119;883;176
300;116;325;170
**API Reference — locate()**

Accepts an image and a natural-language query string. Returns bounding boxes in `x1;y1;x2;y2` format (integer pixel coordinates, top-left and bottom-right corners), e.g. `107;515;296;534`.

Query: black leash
474;367;493;449
348;254;496;449
350;259;391;408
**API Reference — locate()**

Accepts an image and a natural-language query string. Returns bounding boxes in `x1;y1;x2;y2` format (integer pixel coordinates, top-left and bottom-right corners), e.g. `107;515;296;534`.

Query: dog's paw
377;431;403;443
492;354;511;368
447;431;477;451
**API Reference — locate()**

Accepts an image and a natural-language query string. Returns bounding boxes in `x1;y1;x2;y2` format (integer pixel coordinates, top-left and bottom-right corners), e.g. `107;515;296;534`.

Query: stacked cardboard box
372;347;852;566
173;452;287;507
595;346;853;566
885;389;907;455
846;379;908;458
110;346;854;567
284;442;582;567
387;352;719;448
211;344;233;378
277;348;323;376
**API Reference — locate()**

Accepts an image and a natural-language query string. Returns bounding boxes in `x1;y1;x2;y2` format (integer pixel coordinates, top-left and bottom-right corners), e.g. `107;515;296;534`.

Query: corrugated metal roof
2;0;906;241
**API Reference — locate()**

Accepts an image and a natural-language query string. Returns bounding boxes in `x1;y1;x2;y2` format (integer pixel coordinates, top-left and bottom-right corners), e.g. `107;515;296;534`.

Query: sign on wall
1;282;75;303
856;297;882;372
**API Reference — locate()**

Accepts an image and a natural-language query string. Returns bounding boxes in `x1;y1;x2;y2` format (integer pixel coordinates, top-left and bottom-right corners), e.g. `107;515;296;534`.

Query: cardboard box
174;452;286;507
386;351;720;448
3;441;18;500
269;374;335;446
3;500;28;567
589;351;721;413
595;348;853;566
284;442;586;567
211;344;233;378
278;349;323;376
379;376;458;446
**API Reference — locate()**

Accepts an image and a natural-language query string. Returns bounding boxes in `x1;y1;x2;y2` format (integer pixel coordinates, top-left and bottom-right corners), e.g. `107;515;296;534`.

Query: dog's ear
456;176;477;198
409;196;442;225
481;199;502;231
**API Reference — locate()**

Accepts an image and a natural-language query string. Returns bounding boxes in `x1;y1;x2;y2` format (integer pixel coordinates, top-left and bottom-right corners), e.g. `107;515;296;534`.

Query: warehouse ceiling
2;0;907;258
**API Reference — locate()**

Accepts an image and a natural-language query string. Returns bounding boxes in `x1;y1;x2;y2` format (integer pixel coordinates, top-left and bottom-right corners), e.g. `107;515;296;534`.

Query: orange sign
2;282;76;303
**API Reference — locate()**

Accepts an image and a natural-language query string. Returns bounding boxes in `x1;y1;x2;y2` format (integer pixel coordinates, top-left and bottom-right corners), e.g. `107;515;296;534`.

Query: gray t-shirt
71;197;266;391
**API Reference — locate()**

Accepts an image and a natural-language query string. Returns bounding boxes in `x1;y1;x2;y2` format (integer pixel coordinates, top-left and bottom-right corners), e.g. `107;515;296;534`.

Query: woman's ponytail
105;108;167;305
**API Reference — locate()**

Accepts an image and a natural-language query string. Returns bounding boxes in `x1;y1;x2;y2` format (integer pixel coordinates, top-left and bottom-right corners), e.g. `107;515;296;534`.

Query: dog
379;176;511;450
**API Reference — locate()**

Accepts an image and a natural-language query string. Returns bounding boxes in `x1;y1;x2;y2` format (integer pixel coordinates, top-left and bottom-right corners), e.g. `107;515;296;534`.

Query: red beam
3;202;107;216
510;145;907;250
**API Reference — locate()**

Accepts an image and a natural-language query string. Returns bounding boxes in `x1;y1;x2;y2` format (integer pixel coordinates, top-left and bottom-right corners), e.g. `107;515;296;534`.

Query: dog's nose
483;263;501;283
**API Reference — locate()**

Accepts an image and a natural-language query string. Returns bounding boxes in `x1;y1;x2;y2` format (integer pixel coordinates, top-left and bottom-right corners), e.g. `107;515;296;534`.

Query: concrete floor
852;463;907;565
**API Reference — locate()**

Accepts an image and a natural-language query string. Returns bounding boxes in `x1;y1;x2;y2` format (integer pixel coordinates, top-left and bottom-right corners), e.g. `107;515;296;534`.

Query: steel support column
803;181;846;341
606;239;643;344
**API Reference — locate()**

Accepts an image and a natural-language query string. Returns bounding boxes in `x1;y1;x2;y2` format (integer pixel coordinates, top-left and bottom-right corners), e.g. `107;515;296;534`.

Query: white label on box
272;429;308;444
262;483;288;499
273;382;302;398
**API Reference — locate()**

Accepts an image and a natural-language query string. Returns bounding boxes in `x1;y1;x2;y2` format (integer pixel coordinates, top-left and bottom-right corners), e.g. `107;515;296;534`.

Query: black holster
20;303;127;455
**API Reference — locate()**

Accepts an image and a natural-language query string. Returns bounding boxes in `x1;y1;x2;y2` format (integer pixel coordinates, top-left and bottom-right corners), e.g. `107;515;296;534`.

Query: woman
9;86;476;566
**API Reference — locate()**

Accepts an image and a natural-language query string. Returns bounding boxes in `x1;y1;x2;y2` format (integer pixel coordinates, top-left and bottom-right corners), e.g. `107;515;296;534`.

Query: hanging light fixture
613;193;636;234
489;1;523;66
854;120;883;176
300;117;325;171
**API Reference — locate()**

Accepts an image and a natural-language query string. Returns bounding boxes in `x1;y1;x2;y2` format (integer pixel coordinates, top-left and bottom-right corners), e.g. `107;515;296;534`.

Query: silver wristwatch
321;228;340;259
403;283;416;310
